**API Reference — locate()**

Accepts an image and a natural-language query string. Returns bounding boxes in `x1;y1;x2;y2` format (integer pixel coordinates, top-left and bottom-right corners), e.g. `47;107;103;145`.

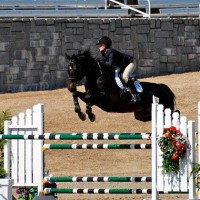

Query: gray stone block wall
0;18;200;93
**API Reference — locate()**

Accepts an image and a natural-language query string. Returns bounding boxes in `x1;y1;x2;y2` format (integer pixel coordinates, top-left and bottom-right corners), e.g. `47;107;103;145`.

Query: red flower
163;128;170;134
176;142;186;152
44;182;50;188
165;132;172;140
172;139;177;146
182;144;186;151
170;126;177;132
175;142;182;149
16;189;20;194
24;189;29;195
44;182;57;188
171;154;179;161
176;130;182;135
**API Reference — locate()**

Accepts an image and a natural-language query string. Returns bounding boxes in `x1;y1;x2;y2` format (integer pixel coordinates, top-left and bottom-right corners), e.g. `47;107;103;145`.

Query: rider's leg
122;62;141;102
122;62;136;84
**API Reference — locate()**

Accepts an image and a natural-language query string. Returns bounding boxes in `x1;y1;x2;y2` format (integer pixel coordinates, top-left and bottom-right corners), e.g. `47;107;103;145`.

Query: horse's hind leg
72;93;86;121
134;111;151;122
86;102;95;122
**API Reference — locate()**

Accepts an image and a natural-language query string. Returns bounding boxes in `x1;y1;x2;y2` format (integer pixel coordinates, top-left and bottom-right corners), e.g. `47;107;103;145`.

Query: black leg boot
126;80;141;103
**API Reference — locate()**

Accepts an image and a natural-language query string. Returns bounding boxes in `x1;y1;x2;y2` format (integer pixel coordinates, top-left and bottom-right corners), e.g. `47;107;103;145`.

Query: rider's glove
96;58;102;62
97;59;105;66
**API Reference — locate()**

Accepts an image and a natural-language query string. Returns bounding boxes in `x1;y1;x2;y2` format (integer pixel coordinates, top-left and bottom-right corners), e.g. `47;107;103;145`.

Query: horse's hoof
78;112;86;121
88;113;95;122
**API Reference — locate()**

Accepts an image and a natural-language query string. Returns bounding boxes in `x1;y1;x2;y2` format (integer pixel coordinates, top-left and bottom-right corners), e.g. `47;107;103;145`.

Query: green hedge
0;110;12;178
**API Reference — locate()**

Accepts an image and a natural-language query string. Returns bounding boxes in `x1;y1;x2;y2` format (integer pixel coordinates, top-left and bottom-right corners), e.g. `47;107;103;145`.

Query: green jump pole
0;133;151;140
43;143;152;150
43;188;152;194
43;176;152;183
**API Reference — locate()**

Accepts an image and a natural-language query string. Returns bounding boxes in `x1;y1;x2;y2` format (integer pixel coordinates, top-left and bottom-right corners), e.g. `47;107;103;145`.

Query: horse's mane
79;49;95;60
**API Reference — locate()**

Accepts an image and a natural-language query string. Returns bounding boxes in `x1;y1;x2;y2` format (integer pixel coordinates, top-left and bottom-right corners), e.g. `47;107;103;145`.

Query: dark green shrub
0;110;12;178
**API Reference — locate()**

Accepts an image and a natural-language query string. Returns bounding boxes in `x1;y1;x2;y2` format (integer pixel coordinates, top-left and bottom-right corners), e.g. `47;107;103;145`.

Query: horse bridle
67;58;101;85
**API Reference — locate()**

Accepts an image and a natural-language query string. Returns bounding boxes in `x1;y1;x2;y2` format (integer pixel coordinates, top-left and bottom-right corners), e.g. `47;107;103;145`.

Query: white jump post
154;103;197;200
198;101;200;199
151;103;158;200
3;104;44;194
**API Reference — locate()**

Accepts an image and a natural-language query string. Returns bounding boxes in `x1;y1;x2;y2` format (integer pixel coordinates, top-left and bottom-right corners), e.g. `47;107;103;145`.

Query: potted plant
0;109;13;200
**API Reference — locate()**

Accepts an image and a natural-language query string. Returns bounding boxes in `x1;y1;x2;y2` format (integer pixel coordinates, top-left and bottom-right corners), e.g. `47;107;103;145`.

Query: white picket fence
1;102;200;200
3;104;44;194
152;103;196;199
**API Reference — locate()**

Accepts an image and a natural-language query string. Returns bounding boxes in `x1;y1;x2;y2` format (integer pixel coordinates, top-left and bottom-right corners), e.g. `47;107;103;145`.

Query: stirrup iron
125;87;137;102
134;80;143;93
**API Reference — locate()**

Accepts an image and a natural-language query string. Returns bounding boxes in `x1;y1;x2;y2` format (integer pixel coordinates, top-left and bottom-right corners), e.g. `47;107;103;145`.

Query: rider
96;36;141;102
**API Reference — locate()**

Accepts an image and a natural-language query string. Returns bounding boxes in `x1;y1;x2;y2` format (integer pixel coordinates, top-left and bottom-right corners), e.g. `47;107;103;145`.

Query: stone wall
0;18;200;93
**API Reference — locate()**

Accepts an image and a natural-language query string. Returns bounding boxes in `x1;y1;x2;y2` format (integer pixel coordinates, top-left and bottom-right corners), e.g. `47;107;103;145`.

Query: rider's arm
101;51;119;69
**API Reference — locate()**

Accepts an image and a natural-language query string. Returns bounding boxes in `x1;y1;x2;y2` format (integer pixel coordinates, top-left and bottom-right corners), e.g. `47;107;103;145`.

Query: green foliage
0;140;6;152
190;163;200;189
0;109;12;178
0;110;12;134
0;161;7;178
190;163;200;176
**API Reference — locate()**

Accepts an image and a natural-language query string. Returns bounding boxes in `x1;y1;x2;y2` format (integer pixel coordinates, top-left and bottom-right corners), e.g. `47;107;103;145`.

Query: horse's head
66;50;96;92
66;54;79;92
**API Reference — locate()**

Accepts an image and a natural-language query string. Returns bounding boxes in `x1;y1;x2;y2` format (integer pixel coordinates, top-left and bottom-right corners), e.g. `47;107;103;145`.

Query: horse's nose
68;87;74;93
67;80;76;93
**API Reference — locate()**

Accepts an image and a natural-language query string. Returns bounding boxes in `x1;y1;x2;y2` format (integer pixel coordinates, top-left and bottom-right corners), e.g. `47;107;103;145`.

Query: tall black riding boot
126;80;141;103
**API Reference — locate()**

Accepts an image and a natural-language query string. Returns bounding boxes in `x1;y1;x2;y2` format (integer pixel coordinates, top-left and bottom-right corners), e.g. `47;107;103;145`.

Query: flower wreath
158;126;187;173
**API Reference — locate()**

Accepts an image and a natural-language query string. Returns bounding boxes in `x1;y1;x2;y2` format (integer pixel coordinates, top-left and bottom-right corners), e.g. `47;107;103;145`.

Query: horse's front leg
72;92;86;121
84;81;95;121
86;101;95;122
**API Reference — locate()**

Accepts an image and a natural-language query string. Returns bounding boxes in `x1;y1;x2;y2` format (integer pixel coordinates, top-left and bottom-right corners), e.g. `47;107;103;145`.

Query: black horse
66;50;176;122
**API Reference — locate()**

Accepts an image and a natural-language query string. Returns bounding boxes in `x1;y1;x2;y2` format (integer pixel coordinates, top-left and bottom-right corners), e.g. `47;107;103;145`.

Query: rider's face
98;43;106;52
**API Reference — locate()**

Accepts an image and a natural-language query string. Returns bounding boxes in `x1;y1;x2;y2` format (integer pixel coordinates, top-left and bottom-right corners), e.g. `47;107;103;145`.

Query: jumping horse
66;50;176;122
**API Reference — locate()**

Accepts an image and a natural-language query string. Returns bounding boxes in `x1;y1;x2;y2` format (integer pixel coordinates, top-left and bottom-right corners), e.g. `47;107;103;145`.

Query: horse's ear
83;49;91;57
65;54;71;61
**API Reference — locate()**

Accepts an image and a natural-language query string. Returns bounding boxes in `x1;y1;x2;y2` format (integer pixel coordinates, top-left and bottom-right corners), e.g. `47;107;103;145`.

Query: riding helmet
96;36;112;48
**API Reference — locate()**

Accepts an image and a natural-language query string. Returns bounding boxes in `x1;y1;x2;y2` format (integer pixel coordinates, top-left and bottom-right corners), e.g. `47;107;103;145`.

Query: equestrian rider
96;36;141;102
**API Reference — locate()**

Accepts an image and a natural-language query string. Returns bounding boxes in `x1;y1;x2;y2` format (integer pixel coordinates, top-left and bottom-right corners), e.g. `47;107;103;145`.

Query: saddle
115;70;143;102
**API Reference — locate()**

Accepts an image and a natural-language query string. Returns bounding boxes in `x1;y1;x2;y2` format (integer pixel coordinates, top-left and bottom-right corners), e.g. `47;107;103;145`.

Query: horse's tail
159;84;176;111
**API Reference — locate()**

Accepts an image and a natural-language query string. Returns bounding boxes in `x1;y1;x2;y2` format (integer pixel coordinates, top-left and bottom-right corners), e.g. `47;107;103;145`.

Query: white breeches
122;62;136;83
